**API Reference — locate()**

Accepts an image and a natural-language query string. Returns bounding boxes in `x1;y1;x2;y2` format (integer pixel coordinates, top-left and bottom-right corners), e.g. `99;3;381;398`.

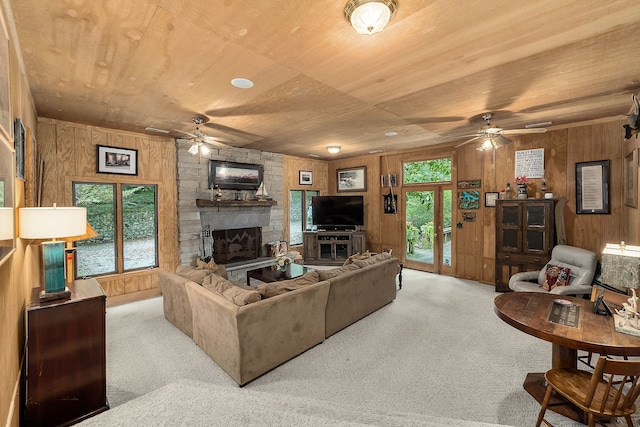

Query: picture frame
576;159;610;214
624;149;638;208
0;13;10;140
457;190;480;210
299;170;313;185
14;118;25;180
337;166;367;192
484;192;499;207
96;145;138;175
208;160;263;190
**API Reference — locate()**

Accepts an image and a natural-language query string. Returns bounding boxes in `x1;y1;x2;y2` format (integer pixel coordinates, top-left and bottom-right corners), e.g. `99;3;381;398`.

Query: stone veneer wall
175;139;285;266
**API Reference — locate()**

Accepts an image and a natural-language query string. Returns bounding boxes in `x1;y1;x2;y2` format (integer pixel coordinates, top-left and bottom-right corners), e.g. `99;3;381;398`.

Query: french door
403;186;452;274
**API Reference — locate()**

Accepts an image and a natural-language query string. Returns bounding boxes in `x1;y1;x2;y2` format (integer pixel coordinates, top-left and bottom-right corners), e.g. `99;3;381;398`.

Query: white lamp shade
19;206;87;239
0;207;14;240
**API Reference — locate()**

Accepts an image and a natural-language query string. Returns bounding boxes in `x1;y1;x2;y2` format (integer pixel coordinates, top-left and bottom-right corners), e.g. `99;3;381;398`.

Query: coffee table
246;263;312;286
494;291;640;423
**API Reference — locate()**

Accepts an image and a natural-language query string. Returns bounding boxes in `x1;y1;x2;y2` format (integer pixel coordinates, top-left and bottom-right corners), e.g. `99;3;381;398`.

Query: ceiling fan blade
455;136;480;148
174;129;198;138
494;135;512;147
501;128;547;135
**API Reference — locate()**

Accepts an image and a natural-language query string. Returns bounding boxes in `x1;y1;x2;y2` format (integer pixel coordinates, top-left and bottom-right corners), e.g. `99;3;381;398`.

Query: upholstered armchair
508;245;598;297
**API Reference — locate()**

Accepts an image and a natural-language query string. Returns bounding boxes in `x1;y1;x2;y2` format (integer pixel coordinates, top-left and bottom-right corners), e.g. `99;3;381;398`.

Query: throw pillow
541;264;572;291
343;253;360;267
175;265;211;284
317;263;360;281
257;271;320;298
202;274;261;306
196;257;220;273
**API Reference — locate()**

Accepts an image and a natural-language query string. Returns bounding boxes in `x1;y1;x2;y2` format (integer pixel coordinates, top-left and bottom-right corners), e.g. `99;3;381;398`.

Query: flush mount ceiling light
231;78;254;89
344;0;398;35
326;146;341;154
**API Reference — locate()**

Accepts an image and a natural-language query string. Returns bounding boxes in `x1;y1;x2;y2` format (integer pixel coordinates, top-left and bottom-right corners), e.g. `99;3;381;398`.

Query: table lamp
601;242;640;335
62;222;99;284
0;207;13;240
19;204;87;301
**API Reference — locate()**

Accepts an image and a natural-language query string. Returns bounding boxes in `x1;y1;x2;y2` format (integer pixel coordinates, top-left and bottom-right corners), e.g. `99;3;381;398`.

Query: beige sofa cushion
257;271;320;298
203;273;261;306
318;263;360;281
175;265;212;284
353;252;392;268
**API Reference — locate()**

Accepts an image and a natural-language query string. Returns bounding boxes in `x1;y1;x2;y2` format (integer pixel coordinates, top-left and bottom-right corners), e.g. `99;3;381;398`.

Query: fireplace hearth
213;227;261;264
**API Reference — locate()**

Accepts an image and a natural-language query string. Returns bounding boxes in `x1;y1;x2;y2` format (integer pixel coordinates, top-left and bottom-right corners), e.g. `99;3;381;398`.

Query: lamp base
39;287;71;302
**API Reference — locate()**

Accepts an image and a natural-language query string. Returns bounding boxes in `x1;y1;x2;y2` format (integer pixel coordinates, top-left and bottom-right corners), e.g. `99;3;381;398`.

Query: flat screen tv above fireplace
311;195;364;231
208;160;263;190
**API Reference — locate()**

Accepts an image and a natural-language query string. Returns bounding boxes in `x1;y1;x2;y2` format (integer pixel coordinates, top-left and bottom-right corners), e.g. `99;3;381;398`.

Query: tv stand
303;231;366;265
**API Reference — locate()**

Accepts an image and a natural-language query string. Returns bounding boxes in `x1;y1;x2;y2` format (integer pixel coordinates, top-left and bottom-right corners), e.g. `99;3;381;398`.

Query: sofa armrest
508;271;540;287
550;283;593;297
157;270;195;338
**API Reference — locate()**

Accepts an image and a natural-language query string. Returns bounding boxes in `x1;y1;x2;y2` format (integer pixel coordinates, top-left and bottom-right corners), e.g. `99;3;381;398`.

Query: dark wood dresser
25;278;108;426
495;199;555;292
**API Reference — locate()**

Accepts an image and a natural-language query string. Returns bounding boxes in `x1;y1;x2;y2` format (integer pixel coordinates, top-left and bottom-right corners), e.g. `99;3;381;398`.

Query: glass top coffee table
246;263;312;286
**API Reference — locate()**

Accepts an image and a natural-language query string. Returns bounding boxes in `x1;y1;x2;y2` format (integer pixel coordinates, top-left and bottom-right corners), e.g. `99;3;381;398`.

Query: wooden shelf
196;199;277;208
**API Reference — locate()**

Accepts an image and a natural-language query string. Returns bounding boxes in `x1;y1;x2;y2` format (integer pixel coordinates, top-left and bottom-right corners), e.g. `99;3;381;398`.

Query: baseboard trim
107;288;161;307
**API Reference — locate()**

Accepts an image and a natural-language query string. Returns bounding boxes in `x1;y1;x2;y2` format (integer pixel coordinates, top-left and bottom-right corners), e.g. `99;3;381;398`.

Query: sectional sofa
157;253;400;385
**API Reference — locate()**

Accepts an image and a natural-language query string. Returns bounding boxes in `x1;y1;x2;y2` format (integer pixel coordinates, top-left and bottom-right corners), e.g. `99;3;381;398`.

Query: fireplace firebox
213;227;261;264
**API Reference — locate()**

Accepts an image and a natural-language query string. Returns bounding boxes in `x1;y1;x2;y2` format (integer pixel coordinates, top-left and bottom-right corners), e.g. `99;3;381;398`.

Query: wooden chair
536;356;640;427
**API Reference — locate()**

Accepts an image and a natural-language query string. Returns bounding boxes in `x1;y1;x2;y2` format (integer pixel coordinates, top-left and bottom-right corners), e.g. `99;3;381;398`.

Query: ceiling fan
175;117;233;155
455;113;547;151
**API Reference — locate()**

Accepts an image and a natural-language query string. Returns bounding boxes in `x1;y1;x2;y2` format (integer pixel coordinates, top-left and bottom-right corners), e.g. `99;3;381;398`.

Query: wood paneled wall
36;118;178;298
1;4;38;426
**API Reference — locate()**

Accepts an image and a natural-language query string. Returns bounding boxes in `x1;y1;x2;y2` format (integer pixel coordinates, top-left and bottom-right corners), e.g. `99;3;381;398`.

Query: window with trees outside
73;182;158;278
289;190;319;245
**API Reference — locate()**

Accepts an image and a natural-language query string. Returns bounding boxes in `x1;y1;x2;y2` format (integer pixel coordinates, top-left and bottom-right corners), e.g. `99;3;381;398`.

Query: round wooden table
494;291;640;423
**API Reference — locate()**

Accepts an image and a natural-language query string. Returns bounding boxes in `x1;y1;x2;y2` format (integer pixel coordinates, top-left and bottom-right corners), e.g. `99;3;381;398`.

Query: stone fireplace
175;140;285;267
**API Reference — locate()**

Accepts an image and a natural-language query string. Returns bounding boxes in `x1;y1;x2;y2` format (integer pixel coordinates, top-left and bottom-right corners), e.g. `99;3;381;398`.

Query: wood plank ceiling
8;0;640;159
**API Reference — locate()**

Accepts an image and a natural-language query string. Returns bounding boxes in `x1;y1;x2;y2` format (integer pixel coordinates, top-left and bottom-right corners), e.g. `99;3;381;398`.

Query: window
404;158;452;184
289;190;319;245
73;182;158;277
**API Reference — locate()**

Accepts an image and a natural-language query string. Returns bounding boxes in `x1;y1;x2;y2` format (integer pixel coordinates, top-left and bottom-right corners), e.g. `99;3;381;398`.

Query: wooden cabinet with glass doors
495;199;555;292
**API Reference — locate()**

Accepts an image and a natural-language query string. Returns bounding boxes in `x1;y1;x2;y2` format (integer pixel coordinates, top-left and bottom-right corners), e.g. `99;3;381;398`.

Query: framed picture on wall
484;192;499;207
576;159;610;214
0;13;11;140
337;166;367;192
96;145;138;175
14;118;25;180
624;149;638;208
299;170;312;185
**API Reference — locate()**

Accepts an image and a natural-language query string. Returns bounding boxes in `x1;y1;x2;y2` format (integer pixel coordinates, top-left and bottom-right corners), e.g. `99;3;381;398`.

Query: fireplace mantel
196;199;277;208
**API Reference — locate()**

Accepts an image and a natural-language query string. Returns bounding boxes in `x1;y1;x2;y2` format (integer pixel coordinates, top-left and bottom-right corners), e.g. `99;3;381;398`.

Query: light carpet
80;268;633;426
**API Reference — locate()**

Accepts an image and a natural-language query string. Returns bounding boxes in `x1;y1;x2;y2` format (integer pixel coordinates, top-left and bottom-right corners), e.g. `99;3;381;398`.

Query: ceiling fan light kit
344;0;398;35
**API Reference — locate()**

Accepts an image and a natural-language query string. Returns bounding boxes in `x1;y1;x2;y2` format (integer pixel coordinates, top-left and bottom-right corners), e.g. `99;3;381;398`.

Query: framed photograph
624;149;638;208
208;160;263;190
381;174;398;187
14;118;24;180
576;160;610;214
96;145;138;175
337;166;367;192
0;13;11;139
485;192;499;207
299;170;313;185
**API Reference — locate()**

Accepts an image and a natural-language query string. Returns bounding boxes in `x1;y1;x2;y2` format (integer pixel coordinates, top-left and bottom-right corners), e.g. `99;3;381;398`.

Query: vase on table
517;183;528;199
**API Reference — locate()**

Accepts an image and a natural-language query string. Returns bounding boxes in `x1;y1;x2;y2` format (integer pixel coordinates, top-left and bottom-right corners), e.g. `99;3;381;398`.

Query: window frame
289;189;319;245
72;180;159;278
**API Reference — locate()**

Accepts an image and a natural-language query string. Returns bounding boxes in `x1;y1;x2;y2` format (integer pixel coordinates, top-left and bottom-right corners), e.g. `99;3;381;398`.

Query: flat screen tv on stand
311;195;364;231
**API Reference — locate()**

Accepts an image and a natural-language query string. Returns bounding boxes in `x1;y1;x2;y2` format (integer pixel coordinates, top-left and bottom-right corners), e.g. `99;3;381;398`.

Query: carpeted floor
81;268;633;426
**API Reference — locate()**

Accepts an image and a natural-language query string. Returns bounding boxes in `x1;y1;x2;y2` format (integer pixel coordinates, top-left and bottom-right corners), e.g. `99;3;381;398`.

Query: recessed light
385;131;398;137
231;78;254;89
